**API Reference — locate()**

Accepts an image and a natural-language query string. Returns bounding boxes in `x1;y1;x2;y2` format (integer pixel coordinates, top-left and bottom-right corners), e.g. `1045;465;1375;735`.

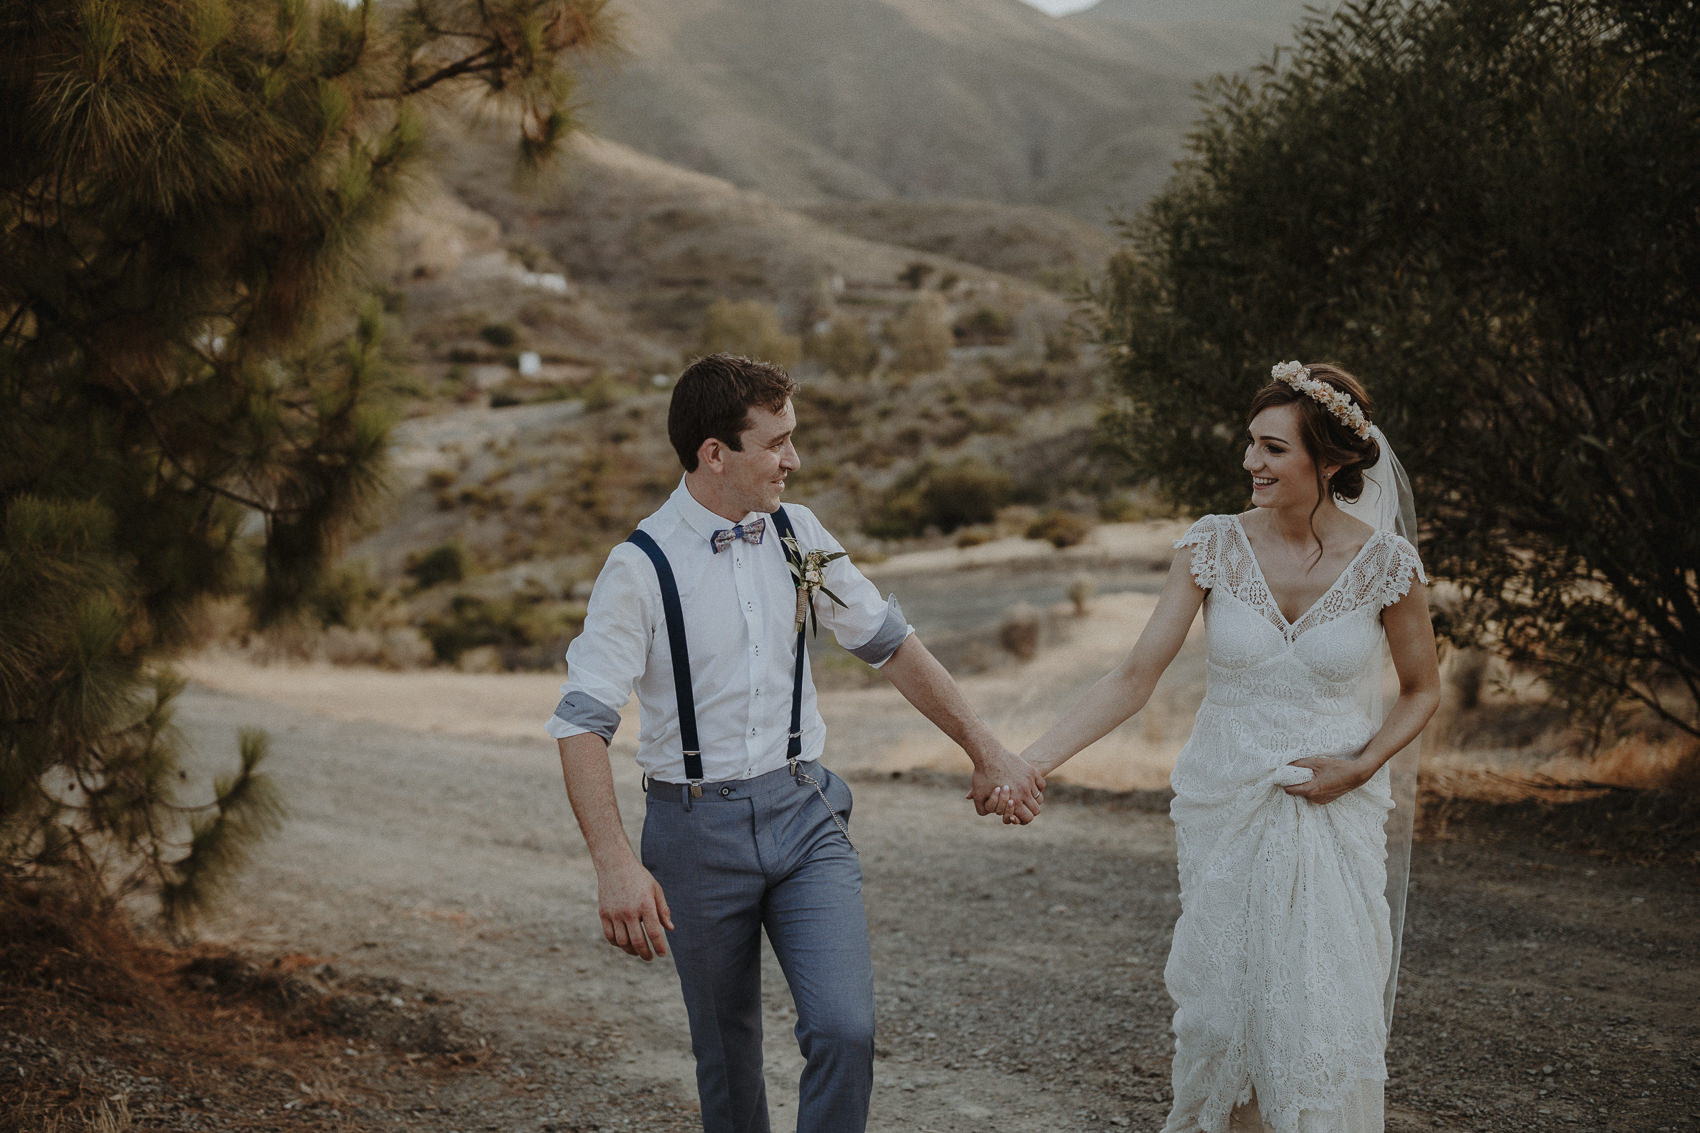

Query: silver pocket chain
790;759;856;854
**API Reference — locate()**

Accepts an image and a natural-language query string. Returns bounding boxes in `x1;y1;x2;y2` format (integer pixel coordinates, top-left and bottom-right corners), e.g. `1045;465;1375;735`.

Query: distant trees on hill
0;0;612;922
1098;0;1700;744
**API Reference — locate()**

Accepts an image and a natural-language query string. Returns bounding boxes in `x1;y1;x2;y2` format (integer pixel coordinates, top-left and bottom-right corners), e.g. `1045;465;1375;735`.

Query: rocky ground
5;676;1697;1133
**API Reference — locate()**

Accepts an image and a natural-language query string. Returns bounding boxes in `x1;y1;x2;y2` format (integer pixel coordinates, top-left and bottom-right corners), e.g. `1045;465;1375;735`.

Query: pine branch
398;42;503;95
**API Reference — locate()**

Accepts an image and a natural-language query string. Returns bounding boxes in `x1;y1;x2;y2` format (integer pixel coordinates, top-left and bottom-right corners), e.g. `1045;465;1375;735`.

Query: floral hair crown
1270;361;1371;440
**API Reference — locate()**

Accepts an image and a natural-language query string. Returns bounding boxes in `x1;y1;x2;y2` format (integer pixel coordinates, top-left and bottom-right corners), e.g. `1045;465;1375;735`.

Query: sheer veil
1337;424;1422;1032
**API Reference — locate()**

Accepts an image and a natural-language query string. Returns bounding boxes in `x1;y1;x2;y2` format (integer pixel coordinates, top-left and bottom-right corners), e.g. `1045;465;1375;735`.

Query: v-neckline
1230;513;1378;631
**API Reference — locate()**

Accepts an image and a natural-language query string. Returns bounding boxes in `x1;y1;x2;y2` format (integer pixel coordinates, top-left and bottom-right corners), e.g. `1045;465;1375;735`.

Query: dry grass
39;1098;134;1133
0;885;481;1133
1417;777;1700;871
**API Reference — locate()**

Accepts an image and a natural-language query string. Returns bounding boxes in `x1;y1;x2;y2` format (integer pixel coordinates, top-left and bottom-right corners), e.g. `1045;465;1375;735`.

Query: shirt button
753;645;760;656
746;601;754;611
754;688;762;697
750;727;758;736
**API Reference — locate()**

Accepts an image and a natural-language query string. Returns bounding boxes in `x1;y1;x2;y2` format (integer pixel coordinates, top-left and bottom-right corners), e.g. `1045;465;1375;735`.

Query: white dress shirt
546;479;912;783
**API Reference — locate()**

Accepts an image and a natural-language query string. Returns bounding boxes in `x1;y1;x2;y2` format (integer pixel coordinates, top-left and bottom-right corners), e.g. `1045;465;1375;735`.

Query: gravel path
172;684;1699;1133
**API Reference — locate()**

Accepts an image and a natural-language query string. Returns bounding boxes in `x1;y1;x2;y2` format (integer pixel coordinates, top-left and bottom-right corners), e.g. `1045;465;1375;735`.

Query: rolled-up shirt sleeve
545;546;655;741
794;508;913;667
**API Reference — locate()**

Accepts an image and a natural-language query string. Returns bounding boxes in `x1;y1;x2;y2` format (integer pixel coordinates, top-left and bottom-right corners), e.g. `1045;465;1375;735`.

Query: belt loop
680;782;694;812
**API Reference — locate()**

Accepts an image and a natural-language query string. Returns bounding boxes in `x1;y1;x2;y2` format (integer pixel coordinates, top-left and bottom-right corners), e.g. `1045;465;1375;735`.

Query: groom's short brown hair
669;353;796;472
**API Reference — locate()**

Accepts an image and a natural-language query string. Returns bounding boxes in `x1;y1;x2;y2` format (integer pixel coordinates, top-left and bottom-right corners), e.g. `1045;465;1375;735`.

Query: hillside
265;0;1325;673
1073;0;1315;33
289;118;1142;675
425;131;1081;344
574;0;1291;220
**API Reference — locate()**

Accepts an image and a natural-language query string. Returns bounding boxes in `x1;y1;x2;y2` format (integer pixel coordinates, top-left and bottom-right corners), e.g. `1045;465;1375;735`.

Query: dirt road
172;672;1700;1133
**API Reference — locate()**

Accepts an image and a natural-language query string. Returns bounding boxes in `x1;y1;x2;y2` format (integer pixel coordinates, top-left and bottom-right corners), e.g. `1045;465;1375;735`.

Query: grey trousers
642;761;875;1133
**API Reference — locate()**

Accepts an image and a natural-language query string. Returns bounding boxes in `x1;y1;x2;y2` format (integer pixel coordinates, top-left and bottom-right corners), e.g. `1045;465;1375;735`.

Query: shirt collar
669;476;766;545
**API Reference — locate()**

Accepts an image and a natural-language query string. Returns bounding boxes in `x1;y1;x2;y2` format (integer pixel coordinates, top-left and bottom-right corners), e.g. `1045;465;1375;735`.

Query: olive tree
1098;0;1700;741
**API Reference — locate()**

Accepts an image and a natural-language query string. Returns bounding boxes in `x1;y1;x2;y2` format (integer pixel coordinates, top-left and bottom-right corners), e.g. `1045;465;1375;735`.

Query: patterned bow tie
710;516;767;554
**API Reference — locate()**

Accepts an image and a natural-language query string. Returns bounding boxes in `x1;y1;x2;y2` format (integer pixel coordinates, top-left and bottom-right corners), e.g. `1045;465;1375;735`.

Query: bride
1018;362;1440;1132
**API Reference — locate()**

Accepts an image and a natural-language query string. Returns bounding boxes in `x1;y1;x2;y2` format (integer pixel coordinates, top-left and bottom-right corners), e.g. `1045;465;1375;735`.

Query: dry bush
887;293;953;374
998;602;1042;662
380;627;435;670
1025;509;1092;549
697;298;802;369
322;625;384;666
1067;574;1094;617
807;314;879;378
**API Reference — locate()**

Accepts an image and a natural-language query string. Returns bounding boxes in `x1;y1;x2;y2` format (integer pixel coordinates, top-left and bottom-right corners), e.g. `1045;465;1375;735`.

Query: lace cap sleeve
1380;533;1429;608
1173;515;1226;591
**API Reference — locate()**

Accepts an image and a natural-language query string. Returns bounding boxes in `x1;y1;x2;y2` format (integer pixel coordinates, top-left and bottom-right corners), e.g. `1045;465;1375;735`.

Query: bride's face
1244;403;1322;511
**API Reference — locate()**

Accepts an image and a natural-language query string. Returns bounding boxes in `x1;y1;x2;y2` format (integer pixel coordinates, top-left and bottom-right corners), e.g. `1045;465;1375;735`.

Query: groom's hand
596;857;674;961
967;743;1046;824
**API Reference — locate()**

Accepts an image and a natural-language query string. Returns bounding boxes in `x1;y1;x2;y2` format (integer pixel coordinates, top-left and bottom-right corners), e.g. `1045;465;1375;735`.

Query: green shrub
423;593;587;669
308;561;383;628
479;323;519;348
579;372;635;412
995;363;1062;409
954;306;1012;345
898;262;934;290
866;460;1012;539
405;542;467;589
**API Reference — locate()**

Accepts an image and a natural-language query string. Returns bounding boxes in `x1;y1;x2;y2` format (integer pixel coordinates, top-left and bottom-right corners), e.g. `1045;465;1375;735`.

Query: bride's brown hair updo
1248;362;1381;505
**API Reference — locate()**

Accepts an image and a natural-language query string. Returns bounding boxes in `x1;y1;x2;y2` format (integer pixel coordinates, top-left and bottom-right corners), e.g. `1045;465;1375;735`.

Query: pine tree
0;0;613;924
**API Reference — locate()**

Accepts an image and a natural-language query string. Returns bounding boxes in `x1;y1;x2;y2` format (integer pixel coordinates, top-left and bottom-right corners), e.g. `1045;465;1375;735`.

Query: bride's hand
1281;756;1368;805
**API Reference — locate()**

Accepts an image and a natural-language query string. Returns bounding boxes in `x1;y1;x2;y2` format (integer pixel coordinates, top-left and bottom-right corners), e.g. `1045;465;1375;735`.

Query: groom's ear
697;436;726;473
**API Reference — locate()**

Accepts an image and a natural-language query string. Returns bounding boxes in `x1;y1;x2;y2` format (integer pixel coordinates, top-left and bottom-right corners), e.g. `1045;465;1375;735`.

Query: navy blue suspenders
625;507;808;797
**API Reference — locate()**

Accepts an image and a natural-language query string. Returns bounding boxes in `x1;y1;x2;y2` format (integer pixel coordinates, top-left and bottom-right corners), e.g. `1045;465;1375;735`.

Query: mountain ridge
575;0;1297;221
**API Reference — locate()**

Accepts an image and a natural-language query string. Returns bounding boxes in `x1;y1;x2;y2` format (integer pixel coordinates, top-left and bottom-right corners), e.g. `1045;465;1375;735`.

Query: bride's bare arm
1285;573;1441;803
1022;550;1206;776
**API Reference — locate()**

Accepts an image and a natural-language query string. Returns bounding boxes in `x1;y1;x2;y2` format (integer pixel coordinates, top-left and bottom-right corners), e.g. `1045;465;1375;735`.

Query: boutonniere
781;536;848;635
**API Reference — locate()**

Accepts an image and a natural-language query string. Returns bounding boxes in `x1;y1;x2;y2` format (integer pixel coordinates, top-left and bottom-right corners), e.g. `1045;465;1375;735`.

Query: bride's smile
1244;402;1329;512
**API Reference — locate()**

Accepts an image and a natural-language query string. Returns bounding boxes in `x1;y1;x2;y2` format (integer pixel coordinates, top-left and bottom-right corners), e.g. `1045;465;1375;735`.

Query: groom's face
721;398;800;516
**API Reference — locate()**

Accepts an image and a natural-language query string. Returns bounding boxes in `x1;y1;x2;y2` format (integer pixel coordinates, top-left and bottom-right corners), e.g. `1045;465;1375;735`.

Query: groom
549;353;1044;1133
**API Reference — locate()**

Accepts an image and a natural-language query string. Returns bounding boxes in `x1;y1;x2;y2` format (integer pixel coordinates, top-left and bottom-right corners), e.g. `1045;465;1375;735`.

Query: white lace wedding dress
1162;514;1426;1133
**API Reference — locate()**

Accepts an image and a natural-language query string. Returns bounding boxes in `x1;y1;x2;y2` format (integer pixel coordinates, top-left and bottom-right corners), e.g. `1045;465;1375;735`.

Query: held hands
596;855;674;961
967;742;1047;825
1281;755;1370;805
